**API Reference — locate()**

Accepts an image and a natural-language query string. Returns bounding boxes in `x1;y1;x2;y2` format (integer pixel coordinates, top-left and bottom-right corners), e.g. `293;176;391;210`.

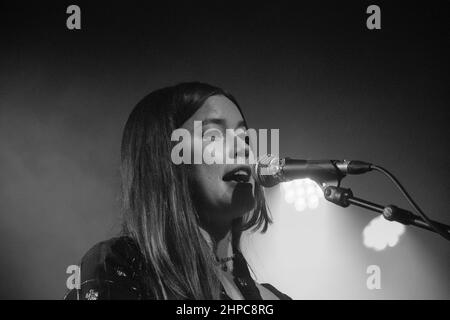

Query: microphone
252;155;373;187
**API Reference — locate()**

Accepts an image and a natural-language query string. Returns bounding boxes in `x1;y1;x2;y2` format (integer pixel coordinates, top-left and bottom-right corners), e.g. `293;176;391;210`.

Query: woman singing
65;82;291;300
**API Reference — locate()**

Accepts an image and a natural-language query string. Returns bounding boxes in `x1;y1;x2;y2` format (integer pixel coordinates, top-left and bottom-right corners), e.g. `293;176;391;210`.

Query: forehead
190;95;244;124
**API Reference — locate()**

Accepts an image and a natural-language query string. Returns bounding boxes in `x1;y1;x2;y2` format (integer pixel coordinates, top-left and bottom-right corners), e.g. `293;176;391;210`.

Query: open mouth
223;166;251;183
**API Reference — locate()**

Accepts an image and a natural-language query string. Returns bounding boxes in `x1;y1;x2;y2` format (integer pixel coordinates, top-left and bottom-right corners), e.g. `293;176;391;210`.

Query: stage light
281;179;323;212
294;198;306;211
363;215;405;251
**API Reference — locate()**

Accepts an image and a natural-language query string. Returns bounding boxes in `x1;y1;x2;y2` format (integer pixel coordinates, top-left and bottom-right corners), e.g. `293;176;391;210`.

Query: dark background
0;1;449;299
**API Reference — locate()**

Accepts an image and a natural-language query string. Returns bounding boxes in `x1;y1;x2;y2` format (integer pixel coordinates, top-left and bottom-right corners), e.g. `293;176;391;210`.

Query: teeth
223;168;251;183
231;170;250;182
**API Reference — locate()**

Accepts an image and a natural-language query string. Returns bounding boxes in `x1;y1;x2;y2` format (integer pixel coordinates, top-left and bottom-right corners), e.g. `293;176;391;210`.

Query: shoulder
260;283;293;300
65;236;148;300
81;236;143;280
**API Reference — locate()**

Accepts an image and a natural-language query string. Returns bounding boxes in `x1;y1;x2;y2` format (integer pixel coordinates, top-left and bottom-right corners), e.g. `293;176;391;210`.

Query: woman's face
180;95;256;225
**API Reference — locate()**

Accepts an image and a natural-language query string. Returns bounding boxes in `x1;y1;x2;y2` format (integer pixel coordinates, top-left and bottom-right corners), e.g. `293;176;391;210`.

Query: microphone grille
252;154;281;188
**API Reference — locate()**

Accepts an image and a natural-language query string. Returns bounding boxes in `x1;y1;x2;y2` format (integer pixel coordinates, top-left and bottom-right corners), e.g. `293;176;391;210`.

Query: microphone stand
323;186;450;236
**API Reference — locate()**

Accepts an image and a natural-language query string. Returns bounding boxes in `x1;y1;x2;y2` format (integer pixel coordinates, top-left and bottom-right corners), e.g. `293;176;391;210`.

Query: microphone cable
371;165;450;241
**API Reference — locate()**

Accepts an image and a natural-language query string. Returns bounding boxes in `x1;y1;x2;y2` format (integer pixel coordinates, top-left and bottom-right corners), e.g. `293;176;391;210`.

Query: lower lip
227;179;251;184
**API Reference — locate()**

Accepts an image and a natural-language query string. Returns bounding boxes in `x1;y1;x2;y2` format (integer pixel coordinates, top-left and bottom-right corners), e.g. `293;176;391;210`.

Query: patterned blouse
64;236;291;300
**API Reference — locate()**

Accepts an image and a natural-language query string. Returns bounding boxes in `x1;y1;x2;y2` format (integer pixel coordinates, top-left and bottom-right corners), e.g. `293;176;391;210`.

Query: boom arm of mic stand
323;186;450;237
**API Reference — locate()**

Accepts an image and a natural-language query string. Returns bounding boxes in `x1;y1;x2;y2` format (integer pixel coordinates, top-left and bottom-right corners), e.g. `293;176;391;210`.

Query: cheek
190;164;223;191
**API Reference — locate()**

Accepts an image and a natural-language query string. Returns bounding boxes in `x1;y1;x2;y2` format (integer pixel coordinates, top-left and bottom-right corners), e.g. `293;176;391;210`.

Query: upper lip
222;165;252;182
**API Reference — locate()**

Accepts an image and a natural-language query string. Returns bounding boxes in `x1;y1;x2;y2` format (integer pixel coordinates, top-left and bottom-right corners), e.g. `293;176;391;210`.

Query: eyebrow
202;118;247;129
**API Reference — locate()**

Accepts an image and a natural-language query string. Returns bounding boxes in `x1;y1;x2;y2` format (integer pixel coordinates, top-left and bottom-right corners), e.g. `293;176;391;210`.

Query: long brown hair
120;82;271;299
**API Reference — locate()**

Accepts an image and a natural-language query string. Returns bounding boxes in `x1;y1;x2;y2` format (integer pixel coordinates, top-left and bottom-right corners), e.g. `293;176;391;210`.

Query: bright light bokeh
281;179;323;212
241;185;447;299
363;215;406;251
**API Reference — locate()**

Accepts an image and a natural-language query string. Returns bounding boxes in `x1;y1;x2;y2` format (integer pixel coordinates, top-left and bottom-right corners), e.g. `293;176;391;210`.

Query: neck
199;219;233;260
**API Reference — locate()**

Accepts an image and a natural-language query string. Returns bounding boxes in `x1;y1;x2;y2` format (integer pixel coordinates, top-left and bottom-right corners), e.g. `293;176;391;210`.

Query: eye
203;128;223;142
235;129;250;144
